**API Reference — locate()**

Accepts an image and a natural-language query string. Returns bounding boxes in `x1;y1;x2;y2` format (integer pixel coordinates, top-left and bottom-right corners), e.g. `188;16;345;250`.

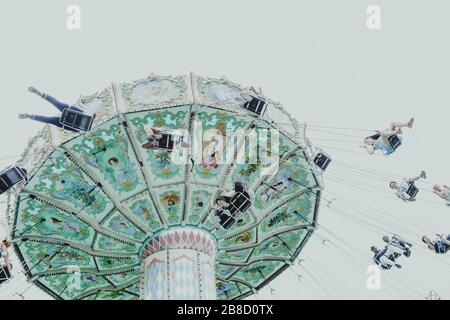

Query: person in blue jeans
422;234;450;254
19;87;87;132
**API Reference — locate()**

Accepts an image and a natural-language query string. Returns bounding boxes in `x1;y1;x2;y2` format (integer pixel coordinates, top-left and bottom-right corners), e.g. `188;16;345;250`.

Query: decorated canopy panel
11;74;321;300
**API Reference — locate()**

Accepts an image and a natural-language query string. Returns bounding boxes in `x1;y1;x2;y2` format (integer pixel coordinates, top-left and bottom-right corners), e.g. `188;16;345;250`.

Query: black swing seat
405;183;419;200
214;209;236;230
60;108;94;132
214;191;252;229
388;134;402;152
241;95;268;116
228;191;252;215
400;179;419;200
313;152;331;171
0;265;11;284
154;132;184;151
0;166;27;195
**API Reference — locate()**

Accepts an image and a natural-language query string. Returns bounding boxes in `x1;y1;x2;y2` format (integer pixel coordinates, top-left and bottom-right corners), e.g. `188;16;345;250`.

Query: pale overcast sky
1;0;449;300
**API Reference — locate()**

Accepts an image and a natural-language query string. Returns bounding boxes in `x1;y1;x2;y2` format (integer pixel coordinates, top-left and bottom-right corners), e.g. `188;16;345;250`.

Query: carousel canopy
9;73;322;300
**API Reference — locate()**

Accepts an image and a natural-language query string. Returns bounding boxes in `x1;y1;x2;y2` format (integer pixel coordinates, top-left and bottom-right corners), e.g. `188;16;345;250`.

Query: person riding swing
19;87;95;132
389;171;426;202
361;118;414;155
141;127;190;151
213;182;253;229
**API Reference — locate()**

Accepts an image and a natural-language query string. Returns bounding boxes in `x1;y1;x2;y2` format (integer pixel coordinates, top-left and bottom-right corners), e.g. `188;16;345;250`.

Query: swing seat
388;134;402;152
149;132;184;151
0;166;27;195
313;152;331;171
214;191;251;229
241;95;268;116
214;208;236;230
399;180;419;201
228;191;252;216
405;183;419;199
156;133;182;151
60;108;94;132
0;265;11;284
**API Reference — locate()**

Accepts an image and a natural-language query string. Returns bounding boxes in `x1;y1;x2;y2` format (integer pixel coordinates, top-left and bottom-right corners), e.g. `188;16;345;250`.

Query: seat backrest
314;153;331;171
214;208;236;229
229;191;252;214
406;183;419;198
60;108;93;132
242;96;267;116
388;134;402;151
157;133;182;150
60;108;78;124
75;114;94;131
0;180;7;194
0;265;11;283
1;167;24;186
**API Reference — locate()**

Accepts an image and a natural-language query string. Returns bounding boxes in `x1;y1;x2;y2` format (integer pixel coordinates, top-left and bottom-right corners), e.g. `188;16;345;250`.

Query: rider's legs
379;119;414;143
29;87;83;113
380;130;398;144
31;115;79;132
19;114;77;132
408;171;427;183
43;95;83;113
389;118;414;132
42;94;70;112
30;115;63;128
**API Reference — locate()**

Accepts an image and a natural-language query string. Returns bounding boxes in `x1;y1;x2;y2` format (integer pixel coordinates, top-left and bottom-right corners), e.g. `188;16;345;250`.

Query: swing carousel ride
1;73;324;300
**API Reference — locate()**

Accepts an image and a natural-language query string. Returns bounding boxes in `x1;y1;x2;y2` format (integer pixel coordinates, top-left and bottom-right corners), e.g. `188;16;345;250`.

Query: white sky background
0;0;449;300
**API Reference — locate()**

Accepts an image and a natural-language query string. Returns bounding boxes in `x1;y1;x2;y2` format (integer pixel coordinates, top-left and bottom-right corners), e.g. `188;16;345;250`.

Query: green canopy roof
9;74;322;300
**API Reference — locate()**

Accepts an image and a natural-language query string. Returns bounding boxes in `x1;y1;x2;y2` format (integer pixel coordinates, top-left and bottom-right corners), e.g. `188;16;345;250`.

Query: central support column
140;228;217;300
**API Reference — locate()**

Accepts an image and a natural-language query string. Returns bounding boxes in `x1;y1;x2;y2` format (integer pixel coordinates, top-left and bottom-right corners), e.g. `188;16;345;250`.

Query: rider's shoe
420;170;427;179
28;86;45;98
18;113;32;119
